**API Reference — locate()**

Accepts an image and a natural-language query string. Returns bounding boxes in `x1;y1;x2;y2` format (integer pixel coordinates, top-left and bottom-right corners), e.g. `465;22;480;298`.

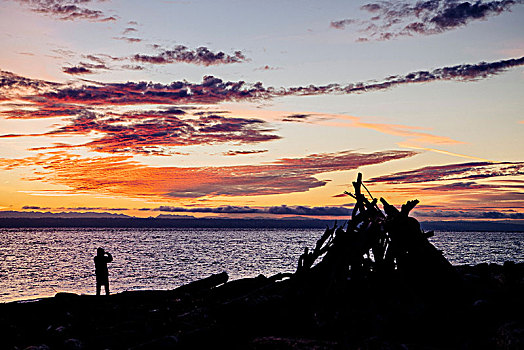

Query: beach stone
55;292;79;299
473;299;488;308
63;338;84;350
23;345;50;350
54;325;68;334
47;324;70;339
503;261;518;286
472;299;496;321
251;336;339;350
475;263;490;277
357;336;407;350
130;335;179;350
495;322;524;350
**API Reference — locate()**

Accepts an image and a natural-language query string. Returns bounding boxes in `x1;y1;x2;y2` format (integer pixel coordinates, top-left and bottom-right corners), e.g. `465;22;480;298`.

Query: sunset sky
0;0;523;220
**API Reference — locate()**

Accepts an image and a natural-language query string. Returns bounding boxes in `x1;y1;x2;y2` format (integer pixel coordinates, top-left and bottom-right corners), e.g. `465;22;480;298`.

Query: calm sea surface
1;228;522;303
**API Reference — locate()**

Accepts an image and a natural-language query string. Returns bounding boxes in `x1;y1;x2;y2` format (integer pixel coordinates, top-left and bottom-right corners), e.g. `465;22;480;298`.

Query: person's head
97;247;105;256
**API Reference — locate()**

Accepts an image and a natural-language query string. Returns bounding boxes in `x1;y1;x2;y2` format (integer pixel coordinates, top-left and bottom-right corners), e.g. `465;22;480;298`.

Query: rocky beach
3;175;523;350
1;261;523;350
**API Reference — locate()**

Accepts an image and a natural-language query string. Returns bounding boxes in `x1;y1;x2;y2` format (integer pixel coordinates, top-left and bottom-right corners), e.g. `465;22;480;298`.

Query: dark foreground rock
1;262;523;350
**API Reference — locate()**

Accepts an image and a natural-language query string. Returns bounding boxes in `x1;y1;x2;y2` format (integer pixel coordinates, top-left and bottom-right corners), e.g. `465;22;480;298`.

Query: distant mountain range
0;210;135;219
0;211;523;231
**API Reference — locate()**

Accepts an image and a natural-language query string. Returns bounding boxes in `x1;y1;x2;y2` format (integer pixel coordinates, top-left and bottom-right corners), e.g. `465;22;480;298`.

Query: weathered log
401;199;419;216
174;271;229;295
380;197;399;216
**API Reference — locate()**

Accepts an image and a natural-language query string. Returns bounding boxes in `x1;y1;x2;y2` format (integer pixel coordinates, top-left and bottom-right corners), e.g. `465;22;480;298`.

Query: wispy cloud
332;0;523;41
62;61;110;75
63;52;145;73
120;64;144;71
57;45;245;75
329;116;463;146
0;103;85;119
122;27;138;35
132;45;248;66
254;65;281;71
113;37;142;43
62;66;94;75
0;70;60;99
281;114;316;122
0;149;417;198
397;145;492;161
279;56;524;96
223;150;269;156
15;0;117;22
83;54;121;63
370;161;524;184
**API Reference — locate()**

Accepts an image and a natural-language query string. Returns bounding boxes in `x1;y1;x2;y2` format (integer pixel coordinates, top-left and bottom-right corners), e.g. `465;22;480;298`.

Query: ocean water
0;228;522;303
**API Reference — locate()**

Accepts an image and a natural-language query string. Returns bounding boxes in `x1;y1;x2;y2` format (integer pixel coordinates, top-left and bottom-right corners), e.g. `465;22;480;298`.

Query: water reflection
0;228;522;302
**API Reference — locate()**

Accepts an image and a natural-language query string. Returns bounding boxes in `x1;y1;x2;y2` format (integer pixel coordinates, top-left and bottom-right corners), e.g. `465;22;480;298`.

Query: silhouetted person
94;247;113;296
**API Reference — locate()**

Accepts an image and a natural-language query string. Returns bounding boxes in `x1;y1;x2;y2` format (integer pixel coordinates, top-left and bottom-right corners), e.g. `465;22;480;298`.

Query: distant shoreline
1;217;523;231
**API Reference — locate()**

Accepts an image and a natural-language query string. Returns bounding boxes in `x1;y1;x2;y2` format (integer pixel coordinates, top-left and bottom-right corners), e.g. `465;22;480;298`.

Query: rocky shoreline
1;261;523;350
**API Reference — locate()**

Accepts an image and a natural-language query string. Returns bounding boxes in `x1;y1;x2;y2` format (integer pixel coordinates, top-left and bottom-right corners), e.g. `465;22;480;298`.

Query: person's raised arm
106;252;113;263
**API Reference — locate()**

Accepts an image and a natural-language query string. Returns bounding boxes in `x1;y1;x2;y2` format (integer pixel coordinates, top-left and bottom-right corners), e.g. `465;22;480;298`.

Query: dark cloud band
369;161;524;184
146;205;353;216
132;46;248;66
3;56;523;106
416;209;524;219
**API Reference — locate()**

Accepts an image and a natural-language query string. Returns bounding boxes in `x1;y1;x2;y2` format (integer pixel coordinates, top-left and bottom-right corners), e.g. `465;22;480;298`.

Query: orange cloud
353;120;462;145
0;149;417;199
318;114;462;147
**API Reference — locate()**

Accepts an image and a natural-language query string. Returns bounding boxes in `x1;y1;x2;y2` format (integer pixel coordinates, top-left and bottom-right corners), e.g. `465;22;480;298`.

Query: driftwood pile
1;174;523;349
296;173;455;291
